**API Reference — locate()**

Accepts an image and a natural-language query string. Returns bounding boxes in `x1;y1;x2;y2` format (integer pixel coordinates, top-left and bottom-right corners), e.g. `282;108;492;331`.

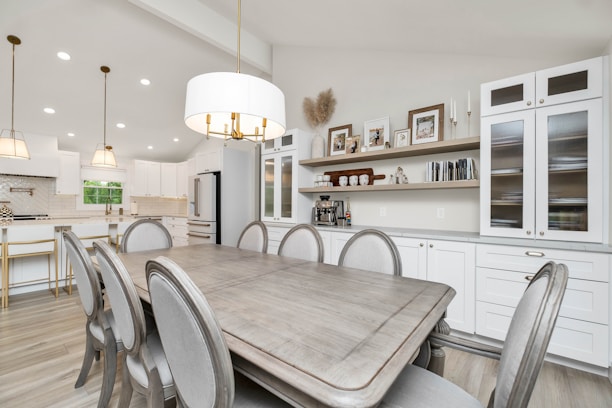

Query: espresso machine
312;196;344;226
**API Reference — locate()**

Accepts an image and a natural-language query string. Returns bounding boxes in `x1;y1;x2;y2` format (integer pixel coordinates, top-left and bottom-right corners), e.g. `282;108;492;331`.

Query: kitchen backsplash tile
0;174;51;215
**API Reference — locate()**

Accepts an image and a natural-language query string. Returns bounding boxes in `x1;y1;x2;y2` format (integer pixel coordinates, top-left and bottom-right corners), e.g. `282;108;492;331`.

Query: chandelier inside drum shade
0;35;30;160
184;0;286;143
91;65;117;167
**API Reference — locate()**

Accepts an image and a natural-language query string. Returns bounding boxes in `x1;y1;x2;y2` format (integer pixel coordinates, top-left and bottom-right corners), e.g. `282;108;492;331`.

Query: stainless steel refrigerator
188;172;220;244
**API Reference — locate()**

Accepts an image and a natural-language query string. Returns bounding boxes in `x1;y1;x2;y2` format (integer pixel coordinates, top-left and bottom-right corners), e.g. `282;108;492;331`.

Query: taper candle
467;90;471;112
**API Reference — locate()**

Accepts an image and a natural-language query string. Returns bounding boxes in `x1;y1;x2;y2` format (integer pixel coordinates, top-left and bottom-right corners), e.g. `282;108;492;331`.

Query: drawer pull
525;275;534;281
525;251;545;257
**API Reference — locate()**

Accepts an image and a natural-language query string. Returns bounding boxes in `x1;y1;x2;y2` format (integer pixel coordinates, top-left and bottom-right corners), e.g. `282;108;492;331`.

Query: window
83;180;123;205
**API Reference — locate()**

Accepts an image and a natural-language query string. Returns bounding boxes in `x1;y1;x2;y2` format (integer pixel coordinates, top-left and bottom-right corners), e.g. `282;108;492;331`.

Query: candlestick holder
467;111;472;138
449;118;455;140
453;119;457;139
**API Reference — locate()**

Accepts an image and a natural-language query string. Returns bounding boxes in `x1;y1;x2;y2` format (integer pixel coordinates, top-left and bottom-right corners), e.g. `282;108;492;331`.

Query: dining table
110;243;456;408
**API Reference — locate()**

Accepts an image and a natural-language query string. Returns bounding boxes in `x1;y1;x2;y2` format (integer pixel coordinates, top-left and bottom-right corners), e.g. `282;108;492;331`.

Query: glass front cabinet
480;57;606;243
260;129;313;224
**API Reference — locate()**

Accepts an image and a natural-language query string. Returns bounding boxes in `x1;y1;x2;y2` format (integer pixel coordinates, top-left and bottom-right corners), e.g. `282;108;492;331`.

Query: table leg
427;314;451;376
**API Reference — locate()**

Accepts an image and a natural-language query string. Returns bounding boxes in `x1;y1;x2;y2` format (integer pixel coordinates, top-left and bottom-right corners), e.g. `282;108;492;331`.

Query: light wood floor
1;290;612;407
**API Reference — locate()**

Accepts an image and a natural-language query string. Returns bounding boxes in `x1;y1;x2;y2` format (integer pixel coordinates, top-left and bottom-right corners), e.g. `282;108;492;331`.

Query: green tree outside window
83;180;123;205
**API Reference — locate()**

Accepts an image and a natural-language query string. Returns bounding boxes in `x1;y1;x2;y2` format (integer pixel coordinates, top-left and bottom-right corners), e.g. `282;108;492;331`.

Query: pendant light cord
103;70;107;147
10;39;16;131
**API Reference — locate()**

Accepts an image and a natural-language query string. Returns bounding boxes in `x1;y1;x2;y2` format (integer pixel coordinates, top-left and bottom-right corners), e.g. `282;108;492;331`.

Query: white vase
311;133;325;158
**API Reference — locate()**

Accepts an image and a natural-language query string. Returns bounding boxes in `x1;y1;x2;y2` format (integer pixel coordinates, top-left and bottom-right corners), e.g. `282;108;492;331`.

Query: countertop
0;214;187;227
266;222;612;254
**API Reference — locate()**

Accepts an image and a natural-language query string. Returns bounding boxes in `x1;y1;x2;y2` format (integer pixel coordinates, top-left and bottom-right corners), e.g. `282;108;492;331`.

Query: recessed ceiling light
57;51;71;61
147;145;153;150
116;123;126;129
43;107;55;114
173;138;179;142
67;132;75;137
140;78;151;86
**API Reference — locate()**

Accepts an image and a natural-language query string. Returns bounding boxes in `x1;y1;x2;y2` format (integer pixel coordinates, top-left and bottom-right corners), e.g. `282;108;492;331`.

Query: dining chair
3;225;58;308
63;231;122;408
236;221;268;253
120;219;172;253
380;261;568;408
94;240;175;407
146;256;292;407
64;222;110;295
277;224;324;262
338;229;402;276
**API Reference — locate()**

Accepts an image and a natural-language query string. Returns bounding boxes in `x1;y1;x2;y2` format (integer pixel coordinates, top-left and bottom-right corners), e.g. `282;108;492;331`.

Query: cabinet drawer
476;301;608;367
477;267;608;324
187;233;216;245
187;221;216;234
476;244;608;281
267;226;290;242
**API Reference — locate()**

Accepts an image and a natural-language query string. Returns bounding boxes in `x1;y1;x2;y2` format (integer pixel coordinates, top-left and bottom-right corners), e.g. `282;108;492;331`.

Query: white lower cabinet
476;244;609;367
162;216;188;246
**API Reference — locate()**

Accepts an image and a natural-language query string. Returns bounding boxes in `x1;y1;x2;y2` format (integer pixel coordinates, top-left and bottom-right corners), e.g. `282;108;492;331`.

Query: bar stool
3;225;58;308
65;223;110;295
110;221;133;252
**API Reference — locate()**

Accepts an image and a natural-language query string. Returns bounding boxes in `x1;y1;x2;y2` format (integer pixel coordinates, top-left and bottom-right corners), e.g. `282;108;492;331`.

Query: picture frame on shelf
328;124;352;156
408;103;444;145
345;135;361;154
363;116;389;151
394;128;410;148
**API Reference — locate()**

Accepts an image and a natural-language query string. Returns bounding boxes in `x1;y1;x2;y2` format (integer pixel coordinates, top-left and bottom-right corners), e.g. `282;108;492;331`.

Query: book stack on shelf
426;158;478;182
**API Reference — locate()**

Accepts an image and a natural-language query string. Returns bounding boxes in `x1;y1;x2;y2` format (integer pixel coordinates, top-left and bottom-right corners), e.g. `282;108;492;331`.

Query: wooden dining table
111;243;456;408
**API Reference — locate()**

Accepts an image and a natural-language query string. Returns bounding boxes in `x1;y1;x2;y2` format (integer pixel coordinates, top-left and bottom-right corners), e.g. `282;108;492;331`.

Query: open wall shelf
299;179;479;193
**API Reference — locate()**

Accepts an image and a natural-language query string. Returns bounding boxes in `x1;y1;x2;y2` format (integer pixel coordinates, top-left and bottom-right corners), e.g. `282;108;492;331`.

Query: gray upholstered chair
94;240;175;407
63;231;122;408
380;261;569;408
338;229;402;276
236;221;268;253
277;224;324;262
146;256;291;407
120;219;173;253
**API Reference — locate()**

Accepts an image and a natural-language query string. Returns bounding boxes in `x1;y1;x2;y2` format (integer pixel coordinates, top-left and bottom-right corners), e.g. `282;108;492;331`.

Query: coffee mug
339;176;348;186
359;174;369;185
349;175;358;186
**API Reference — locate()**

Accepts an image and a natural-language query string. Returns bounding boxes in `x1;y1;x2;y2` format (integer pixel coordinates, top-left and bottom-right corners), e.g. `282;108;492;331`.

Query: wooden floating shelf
299;136;480;167
299;180;479;193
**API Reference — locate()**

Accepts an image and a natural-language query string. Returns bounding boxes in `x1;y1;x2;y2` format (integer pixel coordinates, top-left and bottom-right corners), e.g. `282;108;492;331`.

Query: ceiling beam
129;0;272;74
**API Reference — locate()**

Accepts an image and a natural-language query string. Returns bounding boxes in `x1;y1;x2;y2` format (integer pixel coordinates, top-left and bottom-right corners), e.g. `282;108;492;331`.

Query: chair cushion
379;364;482;408
126;332;175;398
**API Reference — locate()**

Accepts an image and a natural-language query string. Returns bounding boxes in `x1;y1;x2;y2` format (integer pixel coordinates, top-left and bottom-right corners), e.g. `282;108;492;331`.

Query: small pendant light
91;65;117;167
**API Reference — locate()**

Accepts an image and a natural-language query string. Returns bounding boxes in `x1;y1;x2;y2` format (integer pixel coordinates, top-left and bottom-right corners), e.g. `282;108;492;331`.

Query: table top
116;244;456;407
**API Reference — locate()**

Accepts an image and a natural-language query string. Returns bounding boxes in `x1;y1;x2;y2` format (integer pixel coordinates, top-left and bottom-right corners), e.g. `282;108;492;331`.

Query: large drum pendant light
184;0;286;143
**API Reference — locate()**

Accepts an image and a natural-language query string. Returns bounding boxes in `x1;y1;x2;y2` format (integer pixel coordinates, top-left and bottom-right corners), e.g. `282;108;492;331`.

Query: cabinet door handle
526;230;531;236
429;244;433;248
419;243;424;247
525;275;534;281
539;98;544;104
525;251;545;257
539;231;544;236
526;101;532;106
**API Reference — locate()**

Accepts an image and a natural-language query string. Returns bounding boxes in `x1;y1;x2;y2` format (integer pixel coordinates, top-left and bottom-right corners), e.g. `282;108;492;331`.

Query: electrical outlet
380;207;387;217
436;208;445;219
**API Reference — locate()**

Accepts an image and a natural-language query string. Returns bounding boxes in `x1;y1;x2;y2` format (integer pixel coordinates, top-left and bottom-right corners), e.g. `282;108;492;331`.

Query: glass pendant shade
0;129;30;159
184;72;286;142
91;144;117;167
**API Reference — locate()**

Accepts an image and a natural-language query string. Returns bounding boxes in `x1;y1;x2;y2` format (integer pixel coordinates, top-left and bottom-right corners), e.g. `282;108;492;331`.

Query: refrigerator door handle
194;177;201;217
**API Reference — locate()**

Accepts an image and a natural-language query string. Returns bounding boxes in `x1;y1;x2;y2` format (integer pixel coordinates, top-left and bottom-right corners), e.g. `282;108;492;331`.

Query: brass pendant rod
101;66;111;148
7;36;21;132
237;0;241;74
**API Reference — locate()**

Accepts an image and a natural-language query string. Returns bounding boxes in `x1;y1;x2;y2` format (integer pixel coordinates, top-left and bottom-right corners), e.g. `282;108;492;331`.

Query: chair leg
118;358;133;408
98;340;117;408
75;330;96;388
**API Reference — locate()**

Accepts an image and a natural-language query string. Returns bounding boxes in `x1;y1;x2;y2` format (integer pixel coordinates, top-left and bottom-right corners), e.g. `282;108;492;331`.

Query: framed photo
363;116;389;151
345;135;361;154
394;128;410;148
408;104;444;145
328;124;352;156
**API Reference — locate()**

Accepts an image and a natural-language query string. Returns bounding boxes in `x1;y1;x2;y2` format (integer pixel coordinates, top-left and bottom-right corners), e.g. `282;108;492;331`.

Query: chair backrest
94;239;146;355
492;261;568;408
147;256;234;407
338;229;402;276
278;224;324;263
236;221;268;253
120;219;172;253
6;225;56;256
63;231;103;320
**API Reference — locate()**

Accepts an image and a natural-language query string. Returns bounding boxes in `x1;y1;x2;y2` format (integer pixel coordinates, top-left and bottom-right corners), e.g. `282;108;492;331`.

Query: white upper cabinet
481;56;604;116
160;162;177;197
261;132;299;154
176;161;188;198
195;150;221;173
132;160;161;197
56;151;80;195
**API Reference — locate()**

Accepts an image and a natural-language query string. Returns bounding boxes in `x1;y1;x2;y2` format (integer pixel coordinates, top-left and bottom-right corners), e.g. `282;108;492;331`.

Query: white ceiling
1;0;611;163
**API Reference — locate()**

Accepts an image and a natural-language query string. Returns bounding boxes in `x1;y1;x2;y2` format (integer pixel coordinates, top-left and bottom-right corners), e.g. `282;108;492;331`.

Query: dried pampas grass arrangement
303;88;337;130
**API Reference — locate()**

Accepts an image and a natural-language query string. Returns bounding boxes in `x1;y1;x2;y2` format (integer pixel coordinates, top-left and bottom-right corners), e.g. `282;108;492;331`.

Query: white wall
273;46;606;232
